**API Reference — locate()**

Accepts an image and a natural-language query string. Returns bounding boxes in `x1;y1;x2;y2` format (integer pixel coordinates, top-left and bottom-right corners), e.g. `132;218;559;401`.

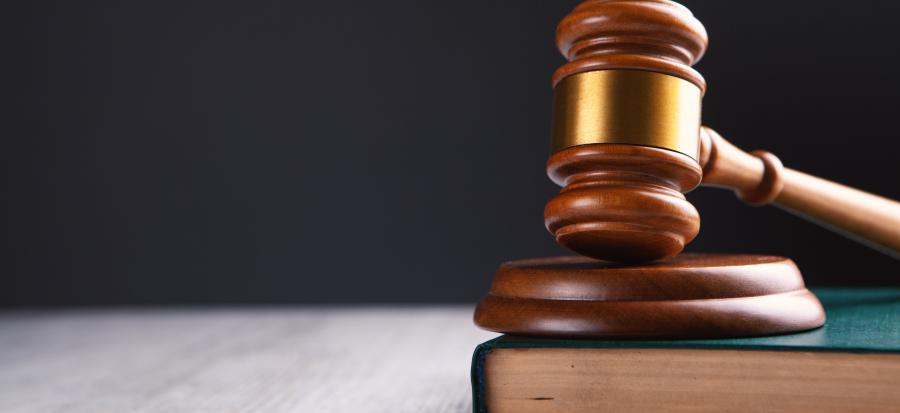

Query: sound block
474;253;825;339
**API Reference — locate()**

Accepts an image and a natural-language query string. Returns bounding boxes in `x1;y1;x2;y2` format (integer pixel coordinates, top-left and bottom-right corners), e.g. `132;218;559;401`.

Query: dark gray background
3;1;899;306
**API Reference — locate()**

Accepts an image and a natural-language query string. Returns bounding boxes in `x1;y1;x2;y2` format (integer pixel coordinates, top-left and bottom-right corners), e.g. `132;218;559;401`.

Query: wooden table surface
0;306;497;413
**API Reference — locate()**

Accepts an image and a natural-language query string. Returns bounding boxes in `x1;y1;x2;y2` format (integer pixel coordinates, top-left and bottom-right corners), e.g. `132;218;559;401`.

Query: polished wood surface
701;127;900;258
474;253;826;339
553;0;707;90
544;144;701;262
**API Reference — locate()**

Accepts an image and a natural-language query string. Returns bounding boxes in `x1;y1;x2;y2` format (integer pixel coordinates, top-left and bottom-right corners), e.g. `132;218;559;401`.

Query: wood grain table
0;306;497;412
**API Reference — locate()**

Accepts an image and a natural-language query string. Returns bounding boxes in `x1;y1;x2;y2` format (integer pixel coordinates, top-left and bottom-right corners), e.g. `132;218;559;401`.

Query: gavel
544;0;900;263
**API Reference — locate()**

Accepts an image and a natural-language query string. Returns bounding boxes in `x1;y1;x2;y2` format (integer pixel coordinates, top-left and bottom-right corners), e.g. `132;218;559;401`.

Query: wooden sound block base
474;253;825;339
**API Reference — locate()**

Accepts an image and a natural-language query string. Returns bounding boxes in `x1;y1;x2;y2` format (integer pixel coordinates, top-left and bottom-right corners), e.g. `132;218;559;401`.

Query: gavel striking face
543;0;900;263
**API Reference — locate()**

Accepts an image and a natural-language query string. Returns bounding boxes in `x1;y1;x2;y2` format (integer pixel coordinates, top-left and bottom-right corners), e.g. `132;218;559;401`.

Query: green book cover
471;288;900;413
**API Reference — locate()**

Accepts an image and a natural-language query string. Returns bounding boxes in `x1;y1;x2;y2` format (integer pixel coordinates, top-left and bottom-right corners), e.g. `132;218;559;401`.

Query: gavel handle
699;126;900;259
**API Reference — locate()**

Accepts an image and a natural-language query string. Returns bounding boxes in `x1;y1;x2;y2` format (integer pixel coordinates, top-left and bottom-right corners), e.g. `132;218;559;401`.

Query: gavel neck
699;127;784;205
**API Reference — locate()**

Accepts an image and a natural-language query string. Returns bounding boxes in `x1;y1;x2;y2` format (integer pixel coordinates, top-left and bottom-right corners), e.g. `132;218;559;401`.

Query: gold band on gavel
551;70;703;161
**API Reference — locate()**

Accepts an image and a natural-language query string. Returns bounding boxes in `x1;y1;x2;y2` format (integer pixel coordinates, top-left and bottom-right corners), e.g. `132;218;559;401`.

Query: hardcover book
471;288;900;413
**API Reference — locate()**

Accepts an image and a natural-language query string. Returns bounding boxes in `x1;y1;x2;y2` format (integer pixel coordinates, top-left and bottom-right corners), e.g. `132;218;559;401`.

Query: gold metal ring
551;70;702;160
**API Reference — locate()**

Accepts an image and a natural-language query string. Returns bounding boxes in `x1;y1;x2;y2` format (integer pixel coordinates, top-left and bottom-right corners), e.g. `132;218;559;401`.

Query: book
471;288;900;413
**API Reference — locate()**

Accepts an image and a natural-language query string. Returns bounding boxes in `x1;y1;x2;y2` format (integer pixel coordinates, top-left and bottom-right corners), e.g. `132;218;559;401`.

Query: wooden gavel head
544;0;709;262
